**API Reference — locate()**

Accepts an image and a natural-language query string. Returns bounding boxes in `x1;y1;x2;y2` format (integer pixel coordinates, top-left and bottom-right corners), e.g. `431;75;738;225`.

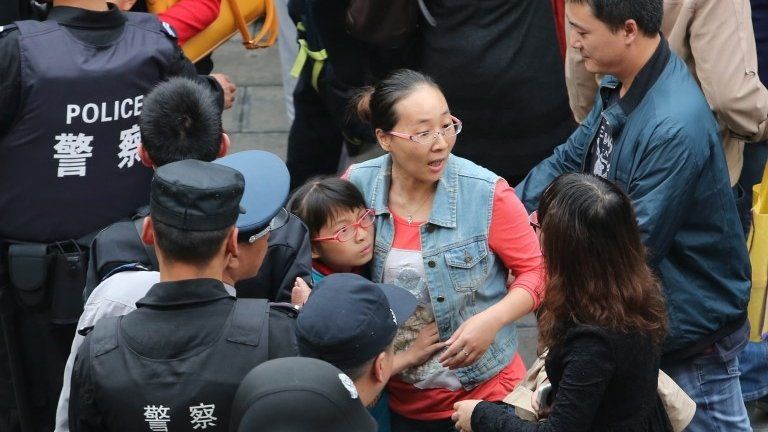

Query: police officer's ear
138;143;155;168
219;133;231;158
225;226;240;259
371;350;392;385
140;216;156;246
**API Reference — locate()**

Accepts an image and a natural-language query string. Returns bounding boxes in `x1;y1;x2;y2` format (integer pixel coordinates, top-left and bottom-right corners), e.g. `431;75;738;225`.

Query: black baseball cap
150;159;245;231
230;357;377;432
296;273;417;370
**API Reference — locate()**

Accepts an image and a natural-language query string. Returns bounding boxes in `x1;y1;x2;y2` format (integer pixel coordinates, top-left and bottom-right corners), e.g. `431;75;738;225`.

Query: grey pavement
209;36;768;430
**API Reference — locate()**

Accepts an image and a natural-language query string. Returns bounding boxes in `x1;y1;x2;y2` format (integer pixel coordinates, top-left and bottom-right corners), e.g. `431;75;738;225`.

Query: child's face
312;207;374;273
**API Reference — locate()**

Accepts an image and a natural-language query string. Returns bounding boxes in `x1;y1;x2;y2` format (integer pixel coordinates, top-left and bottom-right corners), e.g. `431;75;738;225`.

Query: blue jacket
516;41;750;358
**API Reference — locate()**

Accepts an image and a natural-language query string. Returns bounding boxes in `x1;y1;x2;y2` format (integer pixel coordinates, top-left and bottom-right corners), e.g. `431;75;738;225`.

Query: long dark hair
537;173;667;347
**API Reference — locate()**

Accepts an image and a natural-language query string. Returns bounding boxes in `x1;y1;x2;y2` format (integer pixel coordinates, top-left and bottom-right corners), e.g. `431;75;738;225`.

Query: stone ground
211;36;768;429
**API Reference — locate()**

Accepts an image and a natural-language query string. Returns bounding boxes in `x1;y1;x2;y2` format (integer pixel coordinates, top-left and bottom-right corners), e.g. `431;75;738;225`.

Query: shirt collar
47;3;126;29
617;37;670;115
136;278;235;308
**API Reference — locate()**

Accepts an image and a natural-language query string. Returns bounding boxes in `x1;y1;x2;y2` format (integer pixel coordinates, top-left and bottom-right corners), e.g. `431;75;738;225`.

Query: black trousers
391;412;458;432
0;252;78;432
286;68;345;191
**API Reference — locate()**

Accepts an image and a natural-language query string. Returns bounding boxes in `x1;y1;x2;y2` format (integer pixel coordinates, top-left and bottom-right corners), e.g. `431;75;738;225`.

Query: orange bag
146;0;278;63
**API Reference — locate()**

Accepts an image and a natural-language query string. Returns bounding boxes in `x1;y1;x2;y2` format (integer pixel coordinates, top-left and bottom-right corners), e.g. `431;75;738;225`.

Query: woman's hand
393;322;444;374
290;277;311;307
439;311;501;369
452;400;482;432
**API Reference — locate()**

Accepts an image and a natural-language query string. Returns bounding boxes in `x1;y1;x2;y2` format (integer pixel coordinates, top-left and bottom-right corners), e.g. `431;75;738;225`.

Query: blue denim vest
348;154;517;388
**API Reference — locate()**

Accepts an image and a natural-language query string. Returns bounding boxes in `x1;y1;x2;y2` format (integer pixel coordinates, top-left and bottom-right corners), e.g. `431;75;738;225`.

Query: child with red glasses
287;177;443;432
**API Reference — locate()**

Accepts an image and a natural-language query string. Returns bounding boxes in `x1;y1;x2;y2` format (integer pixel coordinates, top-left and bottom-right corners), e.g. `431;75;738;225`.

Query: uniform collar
47;3;126;29
136;278;235;308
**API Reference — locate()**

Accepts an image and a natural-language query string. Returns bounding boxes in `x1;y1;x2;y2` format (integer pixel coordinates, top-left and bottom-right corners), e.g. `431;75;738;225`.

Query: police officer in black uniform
0;1;225;430
69;159;299;432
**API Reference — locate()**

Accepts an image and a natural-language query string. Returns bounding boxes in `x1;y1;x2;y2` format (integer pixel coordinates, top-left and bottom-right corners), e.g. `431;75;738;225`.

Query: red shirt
156;0;220;45
385;179;543;420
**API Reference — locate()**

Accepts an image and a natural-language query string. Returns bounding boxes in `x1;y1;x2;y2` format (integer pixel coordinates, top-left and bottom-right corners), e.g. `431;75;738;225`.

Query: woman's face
377;85;456;184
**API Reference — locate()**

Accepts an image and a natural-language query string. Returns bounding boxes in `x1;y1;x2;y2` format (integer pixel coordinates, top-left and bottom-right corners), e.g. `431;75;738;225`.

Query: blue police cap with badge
215;150;290;244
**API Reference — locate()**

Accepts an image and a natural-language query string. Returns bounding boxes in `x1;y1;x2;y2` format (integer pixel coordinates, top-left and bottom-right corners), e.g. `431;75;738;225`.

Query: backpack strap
226;299;270;361
90;316;121;358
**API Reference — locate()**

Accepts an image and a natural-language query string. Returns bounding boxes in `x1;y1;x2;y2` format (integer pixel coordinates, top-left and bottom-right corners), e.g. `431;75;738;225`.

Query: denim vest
347;154;517;388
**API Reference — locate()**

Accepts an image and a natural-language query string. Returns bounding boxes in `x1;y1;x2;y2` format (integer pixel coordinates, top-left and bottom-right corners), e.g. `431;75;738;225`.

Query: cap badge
390;309;397;326
338;373;359;399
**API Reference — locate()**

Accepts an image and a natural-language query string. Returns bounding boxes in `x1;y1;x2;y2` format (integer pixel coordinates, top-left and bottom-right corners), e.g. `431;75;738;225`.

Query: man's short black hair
567;0;663;35
152;219;231;265
140;77;223;167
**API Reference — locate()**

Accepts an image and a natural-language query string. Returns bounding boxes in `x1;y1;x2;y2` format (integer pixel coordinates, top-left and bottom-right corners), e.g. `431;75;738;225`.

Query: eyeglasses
312;209;375;243
385;116;463;146
529;211;541;232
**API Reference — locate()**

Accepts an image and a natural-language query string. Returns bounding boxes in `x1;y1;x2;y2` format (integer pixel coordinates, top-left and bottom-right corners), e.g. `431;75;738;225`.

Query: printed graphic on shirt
54;96;144;177
118;124;142;169
189;403;217;429
385;248;462;391
143;405;171;431
592;119;613;178
53;132;94;177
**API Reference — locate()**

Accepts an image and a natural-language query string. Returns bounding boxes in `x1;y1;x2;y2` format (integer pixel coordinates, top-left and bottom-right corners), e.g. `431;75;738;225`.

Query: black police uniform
69;279;299;432
84;212;313;303
0;5;222;431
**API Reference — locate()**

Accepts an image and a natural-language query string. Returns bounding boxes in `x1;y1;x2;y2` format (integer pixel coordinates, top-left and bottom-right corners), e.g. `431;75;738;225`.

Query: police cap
230;357;377;432
214;150;290;243
150;159;245;231
296;273;417;370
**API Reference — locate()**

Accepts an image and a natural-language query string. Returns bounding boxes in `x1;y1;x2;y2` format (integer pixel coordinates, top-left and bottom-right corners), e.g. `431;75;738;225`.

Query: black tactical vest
88;299;272;431
0;13;176;243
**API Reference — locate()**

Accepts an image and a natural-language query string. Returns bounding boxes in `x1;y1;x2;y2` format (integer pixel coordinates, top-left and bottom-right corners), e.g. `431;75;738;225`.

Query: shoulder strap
227;299;270;350
91;316;121;358
13;20;58;36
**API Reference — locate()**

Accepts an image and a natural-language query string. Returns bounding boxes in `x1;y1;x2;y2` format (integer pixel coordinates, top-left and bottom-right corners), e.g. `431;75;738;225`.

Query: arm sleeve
157;0;221;45
69;338;104;432
163;39;225;110
627;128;703;266
0;29;21;138
488;180;545;309
471;331;615;432
688;0;768;142
515;109;598;213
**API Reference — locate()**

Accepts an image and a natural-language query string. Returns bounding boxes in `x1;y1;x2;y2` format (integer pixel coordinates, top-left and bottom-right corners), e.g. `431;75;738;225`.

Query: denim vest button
428;260;436;268
426;225;435;233
436;295;445;302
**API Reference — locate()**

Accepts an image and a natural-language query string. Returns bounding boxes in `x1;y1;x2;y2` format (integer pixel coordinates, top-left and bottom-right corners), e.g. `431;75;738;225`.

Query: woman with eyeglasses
452;173;672;432
345;69;545;431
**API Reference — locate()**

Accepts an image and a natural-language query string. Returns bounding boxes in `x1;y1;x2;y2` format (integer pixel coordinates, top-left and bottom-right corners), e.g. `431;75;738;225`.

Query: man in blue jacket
516;1;752;430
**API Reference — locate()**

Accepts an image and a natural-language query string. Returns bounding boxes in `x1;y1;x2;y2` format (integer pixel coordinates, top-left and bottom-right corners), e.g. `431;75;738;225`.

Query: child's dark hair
288;177;368;237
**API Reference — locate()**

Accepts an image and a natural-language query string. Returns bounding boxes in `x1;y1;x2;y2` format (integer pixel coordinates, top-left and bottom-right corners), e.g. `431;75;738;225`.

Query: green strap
290;38;328;91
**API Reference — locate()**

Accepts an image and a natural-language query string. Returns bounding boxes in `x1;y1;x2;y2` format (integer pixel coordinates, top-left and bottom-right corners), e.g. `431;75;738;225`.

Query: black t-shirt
587;90;620;178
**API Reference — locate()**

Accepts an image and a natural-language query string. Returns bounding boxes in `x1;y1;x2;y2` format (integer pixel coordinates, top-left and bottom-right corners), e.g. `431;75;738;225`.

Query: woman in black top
452;173;674;432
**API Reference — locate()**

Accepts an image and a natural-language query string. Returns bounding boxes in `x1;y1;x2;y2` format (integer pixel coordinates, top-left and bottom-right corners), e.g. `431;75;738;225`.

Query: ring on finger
462;349;470;357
